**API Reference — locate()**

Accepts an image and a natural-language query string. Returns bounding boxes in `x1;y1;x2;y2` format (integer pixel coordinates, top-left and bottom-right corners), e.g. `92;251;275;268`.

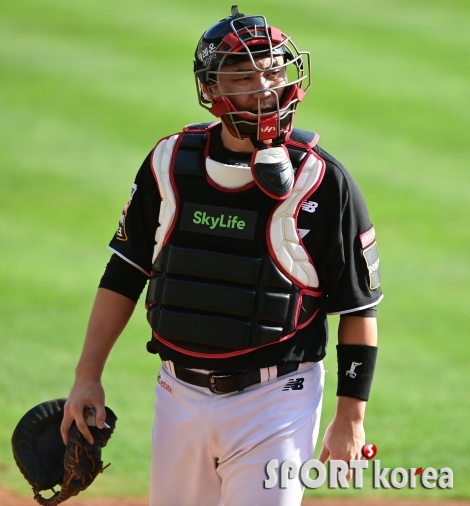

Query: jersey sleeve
107;151;161;275
315;149;383;314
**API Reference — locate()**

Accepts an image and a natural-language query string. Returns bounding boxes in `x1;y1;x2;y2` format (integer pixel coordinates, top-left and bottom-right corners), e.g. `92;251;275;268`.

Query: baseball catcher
59;5;382;505
12;399;116;505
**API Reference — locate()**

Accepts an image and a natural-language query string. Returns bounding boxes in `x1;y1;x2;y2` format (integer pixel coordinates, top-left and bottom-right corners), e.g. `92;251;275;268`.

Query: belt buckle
208;372;233;394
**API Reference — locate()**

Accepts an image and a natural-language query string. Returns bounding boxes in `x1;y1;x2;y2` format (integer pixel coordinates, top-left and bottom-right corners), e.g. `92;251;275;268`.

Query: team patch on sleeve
362;241;380;290
116;183;137;241
359;225;380;290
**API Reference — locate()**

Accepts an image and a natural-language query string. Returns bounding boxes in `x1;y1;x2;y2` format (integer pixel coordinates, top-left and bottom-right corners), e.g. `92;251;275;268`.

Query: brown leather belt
173;362;300;394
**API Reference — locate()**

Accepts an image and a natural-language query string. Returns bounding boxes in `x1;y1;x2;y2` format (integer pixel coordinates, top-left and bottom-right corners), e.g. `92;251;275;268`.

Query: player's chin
252;107;277;115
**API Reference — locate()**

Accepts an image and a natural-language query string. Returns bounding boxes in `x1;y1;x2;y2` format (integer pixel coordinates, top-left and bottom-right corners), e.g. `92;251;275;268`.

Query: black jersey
105;124;383;370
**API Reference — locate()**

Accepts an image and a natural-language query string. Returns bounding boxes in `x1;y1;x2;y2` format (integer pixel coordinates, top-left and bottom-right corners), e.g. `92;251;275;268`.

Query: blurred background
1;0;469;500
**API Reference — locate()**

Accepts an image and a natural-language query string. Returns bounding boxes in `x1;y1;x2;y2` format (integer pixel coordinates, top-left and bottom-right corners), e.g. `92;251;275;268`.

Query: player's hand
60;379;106;445
318;398;366;481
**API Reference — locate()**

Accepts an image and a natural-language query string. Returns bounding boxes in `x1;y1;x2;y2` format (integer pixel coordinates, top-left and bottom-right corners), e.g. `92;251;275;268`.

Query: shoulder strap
176;122;220;178
183;121;221;133
286;128;320;149
174;130;209;179
284;128;320;171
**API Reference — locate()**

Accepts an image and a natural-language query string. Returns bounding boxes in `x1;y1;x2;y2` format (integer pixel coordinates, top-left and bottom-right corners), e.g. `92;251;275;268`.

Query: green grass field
1;0;469;500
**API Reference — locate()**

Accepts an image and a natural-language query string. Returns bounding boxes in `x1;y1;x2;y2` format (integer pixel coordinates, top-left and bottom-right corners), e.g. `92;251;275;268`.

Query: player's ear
200;83;217;103
200;83;210;103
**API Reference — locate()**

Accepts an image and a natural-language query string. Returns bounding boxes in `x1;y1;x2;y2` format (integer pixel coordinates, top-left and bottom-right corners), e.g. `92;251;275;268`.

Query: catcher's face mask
194;5;311;142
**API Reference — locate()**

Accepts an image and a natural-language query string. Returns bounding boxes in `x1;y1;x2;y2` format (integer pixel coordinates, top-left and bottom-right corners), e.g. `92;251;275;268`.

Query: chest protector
146;123;326;359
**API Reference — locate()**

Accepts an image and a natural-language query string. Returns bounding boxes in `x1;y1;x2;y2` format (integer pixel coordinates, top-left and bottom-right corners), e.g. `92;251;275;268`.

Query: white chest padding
151;135;179;264
205;157;254;189
152;136;323;289
269;154;323;288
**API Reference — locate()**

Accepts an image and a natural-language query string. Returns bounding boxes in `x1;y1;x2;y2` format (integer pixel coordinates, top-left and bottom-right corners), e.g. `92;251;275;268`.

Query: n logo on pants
282;378;304;391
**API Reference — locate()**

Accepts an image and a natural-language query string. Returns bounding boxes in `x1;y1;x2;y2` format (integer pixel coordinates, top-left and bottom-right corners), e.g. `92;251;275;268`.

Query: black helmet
193;5;311;141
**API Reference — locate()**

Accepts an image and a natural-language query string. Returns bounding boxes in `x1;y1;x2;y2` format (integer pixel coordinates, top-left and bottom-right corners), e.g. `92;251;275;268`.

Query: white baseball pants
150;360;324;506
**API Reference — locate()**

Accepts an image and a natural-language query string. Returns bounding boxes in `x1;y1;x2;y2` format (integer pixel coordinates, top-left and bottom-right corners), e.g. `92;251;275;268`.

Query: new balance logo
345;362;362;378
282;378;304;391
301;201;318;213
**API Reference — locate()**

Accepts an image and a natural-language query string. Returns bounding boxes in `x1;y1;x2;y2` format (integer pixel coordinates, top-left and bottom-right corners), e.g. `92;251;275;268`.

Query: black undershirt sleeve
99;254;148;303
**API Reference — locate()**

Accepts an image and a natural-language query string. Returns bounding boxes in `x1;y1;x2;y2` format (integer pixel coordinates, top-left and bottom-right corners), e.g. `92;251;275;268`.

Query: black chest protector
146;123;324;359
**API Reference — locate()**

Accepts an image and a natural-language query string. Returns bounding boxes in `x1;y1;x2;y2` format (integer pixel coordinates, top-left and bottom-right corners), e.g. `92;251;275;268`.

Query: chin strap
250;137;295;200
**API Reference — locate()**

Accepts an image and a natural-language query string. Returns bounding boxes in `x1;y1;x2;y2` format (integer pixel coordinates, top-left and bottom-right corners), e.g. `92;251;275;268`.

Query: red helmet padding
209;99;232;117
220;27;287;55
222;32;241;50
268;26;284;45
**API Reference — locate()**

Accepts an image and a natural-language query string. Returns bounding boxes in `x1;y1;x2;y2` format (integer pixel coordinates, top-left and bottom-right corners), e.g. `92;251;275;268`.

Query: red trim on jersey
359;225;376;249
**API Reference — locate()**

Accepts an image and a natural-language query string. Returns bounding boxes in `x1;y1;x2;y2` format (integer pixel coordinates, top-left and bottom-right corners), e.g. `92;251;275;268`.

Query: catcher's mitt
11;398;117;506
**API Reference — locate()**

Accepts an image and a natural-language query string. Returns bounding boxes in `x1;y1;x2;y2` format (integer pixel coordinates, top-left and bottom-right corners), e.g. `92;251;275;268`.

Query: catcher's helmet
194;5;311;141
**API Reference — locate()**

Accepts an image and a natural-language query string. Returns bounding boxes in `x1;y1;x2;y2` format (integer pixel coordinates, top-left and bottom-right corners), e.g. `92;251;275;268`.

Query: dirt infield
1;489;469;506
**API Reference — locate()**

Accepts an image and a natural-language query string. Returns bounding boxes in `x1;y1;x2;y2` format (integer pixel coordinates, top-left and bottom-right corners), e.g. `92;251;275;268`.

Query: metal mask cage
194;13;311;140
